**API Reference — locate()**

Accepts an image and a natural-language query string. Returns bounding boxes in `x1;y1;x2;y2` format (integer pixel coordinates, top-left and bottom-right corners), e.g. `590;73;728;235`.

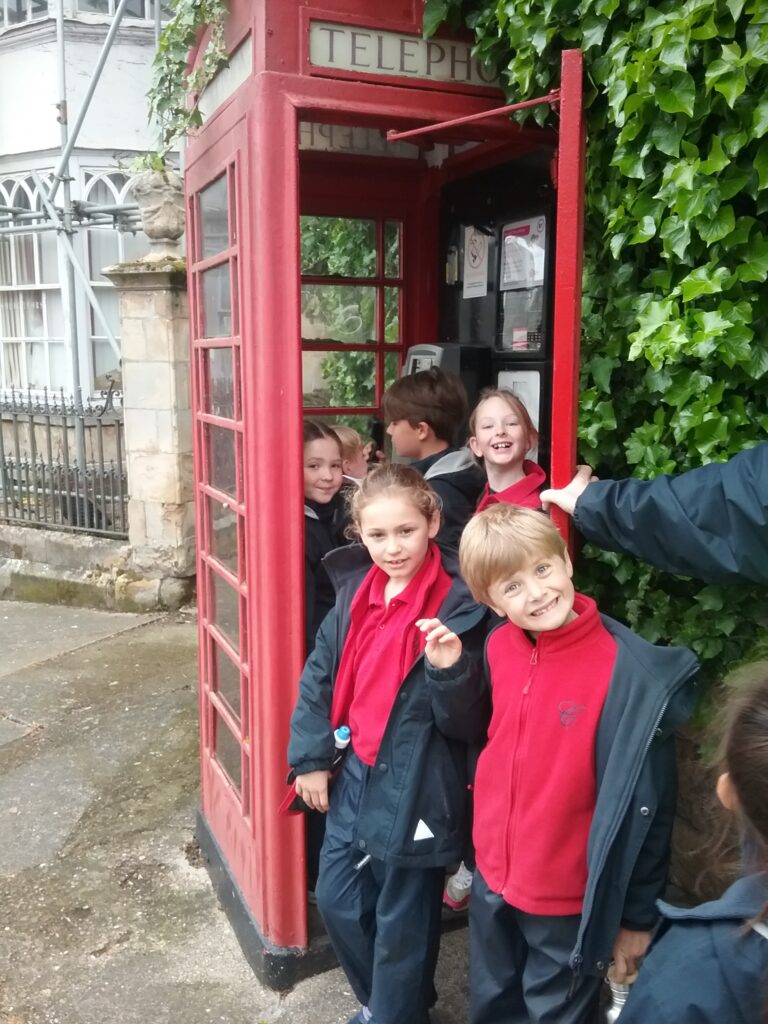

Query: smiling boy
451;504;699;1024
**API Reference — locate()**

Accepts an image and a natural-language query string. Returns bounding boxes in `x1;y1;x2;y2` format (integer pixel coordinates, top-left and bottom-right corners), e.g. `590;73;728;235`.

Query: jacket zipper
504;645;539;888
569;659;695;972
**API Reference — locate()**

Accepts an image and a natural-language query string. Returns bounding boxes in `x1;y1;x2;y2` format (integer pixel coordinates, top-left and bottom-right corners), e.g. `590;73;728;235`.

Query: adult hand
540;465;597;516
294;769;331;812
611;927;651;982
417;617;463;669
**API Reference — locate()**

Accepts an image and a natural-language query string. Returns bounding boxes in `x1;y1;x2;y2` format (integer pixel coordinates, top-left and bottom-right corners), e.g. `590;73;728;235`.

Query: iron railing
0;384;128;538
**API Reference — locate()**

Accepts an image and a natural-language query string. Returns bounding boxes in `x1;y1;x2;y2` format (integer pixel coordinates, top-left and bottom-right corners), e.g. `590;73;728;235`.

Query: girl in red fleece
469;388;545;513
288;465;487;1024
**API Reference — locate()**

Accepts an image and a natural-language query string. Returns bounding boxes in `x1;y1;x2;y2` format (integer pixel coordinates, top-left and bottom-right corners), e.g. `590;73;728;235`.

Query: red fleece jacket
476;460;546;512
473;594;616;915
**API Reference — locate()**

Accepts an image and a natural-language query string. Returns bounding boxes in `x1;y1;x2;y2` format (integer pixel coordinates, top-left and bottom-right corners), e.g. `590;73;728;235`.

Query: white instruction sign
501;216;546;290
462;225;488;299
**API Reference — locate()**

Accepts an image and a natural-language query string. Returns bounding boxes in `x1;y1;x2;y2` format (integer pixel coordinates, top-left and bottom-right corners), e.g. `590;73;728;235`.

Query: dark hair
721;677;768;862
719;676;768;1023
303;418;342;452
381;368;468;444
346;463;441;538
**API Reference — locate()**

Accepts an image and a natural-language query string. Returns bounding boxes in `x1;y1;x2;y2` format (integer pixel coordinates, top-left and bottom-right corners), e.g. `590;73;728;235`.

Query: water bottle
331;725;351;771
605;977;630;1023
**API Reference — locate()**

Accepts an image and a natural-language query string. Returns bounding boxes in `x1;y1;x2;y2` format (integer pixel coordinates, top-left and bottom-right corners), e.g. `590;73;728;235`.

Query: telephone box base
196;810;338;990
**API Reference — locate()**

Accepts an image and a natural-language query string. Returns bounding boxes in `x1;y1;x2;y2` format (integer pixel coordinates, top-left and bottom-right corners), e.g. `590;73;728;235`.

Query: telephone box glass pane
204;346;236;419
199;175;229;259
301;284;377;344
201;263;232;338
384;351;400;392
499;287;544;353
206;425;237;498
211;571;240;652
214;641;240;719
213;710;242;791
303;351;376;408
300;216;376;277
384;288;400;343
384;221;401;278
207;495;238;574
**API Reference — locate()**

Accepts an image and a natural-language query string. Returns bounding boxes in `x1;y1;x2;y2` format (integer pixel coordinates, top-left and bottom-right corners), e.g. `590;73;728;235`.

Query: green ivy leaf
655;71;696;116
695;204;735;243
422;0;449;36
679;266;730;301
659;215;692;259
752;97;768;139
755;140;768;191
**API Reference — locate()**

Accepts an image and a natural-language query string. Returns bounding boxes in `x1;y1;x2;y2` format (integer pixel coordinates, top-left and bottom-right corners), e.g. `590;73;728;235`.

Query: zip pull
523;646;538;695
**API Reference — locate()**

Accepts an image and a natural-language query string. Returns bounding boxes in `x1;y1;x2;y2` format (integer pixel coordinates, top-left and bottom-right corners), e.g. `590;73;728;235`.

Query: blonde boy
447;505;698;1024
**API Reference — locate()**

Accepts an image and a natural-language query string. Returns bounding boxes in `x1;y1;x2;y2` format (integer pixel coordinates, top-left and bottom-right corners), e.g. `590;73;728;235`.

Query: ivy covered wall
425;0;768;686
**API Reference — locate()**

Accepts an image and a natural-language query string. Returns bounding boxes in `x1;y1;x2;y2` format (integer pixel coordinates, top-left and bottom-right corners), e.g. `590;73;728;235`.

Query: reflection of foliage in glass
301;217;376;277
301;216;402;408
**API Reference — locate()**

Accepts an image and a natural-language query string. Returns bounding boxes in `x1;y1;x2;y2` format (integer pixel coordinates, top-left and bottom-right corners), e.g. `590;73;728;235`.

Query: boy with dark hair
439;504;699;1024
382;367;483;549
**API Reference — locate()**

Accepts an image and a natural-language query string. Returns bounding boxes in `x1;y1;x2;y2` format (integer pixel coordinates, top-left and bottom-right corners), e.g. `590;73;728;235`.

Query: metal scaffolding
0;0;161;462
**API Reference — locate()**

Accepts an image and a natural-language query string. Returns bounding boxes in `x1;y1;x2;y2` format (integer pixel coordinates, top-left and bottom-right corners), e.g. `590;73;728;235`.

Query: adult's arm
573;444;768;584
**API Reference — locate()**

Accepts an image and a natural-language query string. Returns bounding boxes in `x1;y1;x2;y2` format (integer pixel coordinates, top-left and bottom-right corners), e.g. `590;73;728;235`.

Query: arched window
83;170;149;388
0;0;49;30
0;174;64;390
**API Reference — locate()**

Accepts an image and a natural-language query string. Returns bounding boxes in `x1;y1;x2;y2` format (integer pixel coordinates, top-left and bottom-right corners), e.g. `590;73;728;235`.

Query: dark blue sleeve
425;620;490;744
288;608;337;775
573;444;768;584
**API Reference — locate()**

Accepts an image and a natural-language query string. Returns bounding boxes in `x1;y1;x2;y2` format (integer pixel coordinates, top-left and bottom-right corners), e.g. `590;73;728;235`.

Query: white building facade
0;0;163;394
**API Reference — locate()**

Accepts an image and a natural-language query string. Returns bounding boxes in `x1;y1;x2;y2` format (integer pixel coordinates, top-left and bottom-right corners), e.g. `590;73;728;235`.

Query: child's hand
295;770;331;812
610;927;651;982
417;618;463;670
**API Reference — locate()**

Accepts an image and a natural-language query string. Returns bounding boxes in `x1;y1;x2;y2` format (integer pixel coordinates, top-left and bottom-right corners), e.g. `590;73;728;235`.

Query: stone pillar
103;259;195;609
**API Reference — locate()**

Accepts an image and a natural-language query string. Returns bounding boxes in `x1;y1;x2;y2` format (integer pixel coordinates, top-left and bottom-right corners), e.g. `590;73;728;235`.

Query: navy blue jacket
288;544;489;868
620;873;768;1023
573;443;768;584
530;616;699;978
412;447;485;551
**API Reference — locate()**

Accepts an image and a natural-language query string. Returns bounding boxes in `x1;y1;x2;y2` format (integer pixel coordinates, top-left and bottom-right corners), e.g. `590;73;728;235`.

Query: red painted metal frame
386;90;560;143
184;0;586;957
548;49;586;541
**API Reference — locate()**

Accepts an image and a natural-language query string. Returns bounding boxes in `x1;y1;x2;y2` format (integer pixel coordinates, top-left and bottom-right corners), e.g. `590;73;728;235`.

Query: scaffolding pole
47;0;135;207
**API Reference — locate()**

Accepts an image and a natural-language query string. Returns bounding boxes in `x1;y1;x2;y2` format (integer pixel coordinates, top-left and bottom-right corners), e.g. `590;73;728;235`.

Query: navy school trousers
470;868;602;1024
315;751;445;1024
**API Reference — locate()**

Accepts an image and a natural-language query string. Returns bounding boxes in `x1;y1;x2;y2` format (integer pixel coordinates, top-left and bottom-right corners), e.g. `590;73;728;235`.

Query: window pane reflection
385;221;401;278
206;424;237;498
208;495;238;575
212;571;240;652
205;346;235;419
301;284;376;344
199;176;229;259
303;351;376;408
213;709;242;791
202;263;232;338
214;642;241;719
301;216;376;277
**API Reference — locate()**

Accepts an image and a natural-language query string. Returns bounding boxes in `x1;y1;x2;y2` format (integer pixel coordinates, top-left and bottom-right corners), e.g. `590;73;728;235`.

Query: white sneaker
443;861;473;911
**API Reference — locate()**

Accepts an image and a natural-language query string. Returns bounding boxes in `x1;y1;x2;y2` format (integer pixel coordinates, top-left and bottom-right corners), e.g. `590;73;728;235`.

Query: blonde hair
468;388;538;460
332;424;365;462
459;504;566;605
346;464;441;538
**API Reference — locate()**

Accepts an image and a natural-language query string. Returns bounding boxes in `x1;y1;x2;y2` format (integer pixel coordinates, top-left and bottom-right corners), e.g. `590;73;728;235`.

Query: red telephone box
184;0;585;989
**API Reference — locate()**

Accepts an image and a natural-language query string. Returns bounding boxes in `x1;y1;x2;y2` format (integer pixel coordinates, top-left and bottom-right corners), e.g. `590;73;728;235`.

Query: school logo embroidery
558;701;587;728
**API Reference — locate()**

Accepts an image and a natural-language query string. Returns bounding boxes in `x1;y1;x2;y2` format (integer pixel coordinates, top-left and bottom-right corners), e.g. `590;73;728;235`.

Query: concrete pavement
0;601;470;1024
